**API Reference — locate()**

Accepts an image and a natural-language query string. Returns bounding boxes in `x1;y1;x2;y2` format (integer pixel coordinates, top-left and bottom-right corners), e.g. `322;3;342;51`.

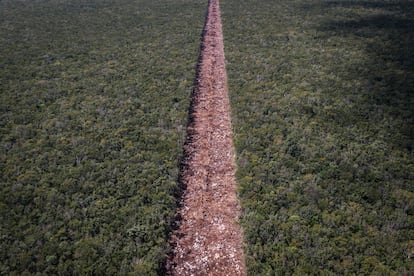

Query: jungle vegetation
222;0;414;274
0;0;204;274
1;0;413;275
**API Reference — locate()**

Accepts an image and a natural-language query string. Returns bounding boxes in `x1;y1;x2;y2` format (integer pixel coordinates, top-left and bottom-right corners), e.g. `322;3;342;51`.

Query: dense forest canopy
222;0;413;274
0;0;204;274
0;0;413;274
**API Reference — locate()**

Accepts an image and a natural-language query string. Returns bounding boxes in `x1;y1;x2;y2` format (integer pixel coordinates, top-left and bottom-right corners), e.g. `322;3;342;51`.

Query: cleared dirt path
166;0;246;274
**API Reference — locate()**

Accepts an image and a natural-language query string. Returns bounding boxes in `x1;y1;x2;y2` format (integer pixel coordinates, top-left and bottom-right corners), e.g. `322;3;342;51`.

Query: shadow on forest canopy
306;0;414;149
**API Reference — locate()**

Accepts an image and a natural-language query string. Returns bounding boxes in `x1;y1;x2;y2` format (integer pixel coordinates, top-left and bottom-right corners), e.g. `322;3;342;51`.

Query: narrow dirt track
166;0;246;274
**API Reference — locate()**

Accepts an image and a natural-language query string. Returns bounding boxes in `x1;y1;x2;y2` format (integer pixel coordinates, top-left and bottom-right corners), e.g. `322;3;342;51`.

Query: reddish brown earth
166;0;246;275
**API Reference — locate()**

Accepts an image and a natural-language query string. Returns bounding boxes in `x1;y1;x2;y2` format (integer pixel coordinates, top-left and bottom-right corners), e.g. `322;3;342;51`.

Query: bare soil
166;0;246;274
